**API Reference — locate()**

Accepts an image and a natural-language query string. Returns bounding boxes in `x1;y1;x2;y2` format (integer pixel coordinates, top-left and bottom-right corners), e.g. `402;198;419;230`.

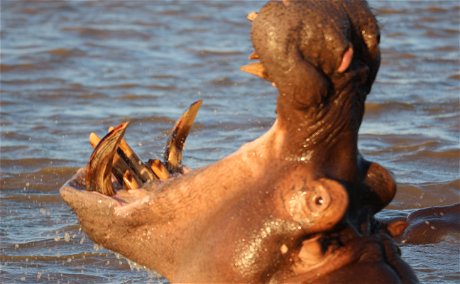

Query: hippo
383;203;460;245
60;0;420;282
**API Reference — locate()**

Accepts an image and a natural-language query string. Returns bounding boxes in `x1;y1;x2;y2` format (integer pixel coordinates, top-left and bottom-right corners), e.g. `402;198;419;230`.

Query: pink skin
61;121;352;282
61;1;419;282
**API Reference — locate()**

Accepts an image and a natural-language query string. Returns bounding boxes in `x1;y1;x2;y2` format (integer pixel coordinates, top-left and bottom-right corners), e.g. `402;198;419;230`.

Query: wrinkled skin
60;1;419;283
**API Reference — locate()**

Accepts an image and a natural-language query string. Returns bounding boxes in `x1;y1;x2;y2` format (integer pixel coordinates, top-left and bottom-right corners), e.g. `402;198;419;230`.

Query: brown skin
61;0;419;283
384;203;460;244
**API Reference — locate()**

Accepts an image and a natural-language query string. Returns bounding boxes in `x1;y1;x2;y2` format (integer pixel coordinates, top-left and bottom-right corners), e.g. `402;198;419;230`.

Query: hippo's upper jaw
61;0;418;283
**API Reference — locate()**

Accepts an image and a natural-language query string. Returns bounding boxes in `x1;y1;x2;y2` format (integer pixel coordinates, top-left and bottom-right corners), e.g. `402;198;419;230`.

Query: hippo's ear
285;178;349;234
361;160;397;214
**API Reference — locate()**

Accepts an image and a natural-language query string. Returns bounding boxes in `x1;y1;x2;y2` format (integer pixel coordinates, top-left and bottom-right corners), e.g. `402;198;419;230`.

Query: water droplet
280;244;289;254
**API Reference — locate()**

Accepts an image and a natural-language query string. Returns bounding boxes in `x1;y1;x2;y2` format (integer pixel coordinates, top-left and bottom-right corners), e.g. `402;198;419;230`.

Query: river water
1;0;459;283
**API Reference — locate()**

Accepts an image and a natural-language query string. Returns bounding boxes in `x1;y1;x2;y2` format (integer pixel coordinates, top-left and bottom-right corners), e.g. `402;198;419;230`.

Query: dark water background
1;0;459;283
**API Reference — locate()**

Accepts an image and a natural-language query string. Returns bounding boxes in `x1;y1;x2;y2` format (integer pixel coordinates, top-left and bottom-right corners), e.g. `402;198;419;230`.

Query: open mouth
74;100;203;199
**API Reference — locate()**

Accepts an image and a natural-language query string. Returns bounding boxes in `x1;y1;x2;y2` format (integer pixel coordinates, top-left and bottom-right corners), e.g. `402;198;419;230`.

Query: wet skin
384;203;460;244
61;1;419;283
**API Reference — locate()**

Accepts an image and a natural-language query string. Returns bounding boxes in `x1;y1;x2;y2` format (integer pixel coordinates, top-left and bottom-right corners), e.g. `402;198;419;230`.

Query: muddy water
1;1;458;283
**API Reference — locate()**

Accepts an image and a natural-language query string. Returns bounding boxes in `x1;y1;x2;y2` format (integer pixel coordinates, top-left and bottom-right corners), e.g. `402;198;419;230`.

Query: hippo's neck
274;85;364;185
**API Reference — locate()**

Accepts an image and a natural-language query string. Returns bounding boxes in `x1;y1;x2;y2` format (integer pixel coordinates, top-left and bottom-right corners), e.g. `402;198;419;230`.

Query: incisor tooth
240;62;268;80
148;159;170;180
107;126;157;183
123;170;141;190
248;51;260;60
247;11;257;22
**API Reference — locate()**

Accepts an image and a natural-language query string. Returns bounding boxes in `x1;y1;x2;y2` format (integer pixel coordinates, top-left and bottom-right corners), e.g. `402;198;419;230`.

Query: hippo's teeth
240;62;268;80
247;11;258;22
148;159;170;180
164;100;202;173
113;132;157;183
123;170;141;189
89;132;131;186
248;51;260;60
87;122;129;196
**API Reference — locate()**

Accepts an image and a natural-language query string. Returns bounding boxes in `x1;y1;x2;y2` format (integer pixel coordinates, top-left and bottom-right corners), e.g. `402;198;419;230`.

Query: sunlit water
1;1;459;283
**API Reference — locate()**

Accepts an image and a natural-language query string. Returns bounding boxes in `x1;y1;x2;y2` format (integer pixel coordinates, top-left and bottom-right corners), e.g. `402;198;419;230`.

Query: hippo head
60;0;418;282
243;0;385;214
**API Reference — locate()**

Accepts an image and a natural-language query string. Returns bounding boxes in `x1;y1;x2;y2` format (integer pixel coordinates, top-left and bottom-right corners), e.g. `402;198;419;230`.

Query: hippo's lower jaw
60;154;416;283
59;103;415;283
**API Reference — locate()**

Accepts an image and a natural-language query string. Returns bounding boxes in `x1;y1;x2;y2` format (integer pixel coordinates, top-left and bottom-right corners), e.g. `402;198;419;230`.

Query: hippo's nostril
284;178;348;234
307;191;330;214
337;46;354;73
309;183;333;213
315;196;324;206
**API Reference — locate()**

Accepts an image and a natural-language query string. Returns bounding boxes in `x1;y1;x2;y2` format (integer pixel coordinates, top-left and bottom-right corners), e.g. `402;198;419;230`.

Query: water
1;0;459;283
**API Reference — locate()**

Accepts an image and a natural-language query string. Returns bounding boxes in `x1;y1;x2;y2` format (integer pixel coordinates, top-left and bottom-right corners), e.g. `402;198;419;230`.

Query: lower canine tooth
89;132;129;185
164;100;202;173
87;122;129;196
